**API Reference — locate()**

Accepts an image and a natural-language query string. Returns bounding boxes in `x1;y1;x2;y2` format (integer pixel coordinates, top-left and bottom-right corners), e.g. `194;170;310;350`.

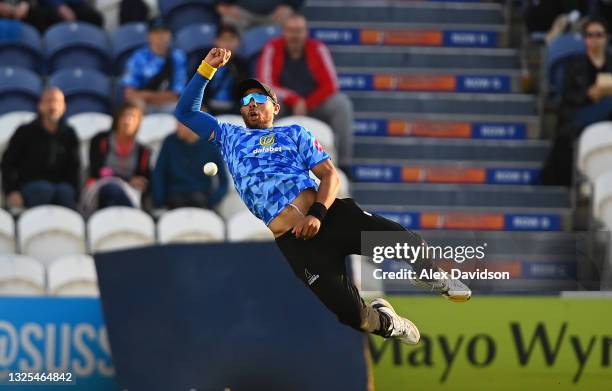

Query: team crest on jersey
259;134;275;146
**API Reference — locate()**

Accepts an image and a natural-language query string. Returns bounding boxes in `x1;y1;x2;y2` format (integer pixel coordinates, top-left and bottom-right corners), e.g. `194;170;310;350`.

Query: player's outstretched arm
174;48;232;140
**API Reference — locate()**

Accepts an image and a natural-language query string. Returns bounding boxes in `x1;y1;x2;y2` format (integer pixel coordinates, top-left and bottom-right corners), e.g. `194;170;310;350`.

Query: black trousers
275;198;432;336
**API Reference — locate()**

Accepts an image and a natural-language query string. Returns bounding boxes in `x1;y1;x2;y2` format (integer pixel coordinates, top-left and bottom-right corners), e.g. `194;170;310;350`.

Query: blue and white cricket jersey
175;73;330;225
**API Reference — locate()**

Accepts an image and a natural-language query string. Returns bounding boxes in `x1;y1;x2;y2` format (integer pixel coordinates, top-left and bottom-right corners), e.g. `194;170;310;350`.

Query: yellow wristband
197;61;217;80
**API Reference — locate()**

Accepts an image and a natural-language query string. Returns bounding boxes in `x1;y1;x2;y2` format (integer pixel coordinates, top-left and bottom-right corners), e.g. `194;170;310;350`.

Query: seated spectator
1;87;80;209
542;17;612;186
257;13;353;167
203;25;248;115
119;0;149;25
121;17;187;114
83;103;151;213
39;0;103;28
152;122;228;210
0;1;45;31
561;17;612;129
216;0;303;32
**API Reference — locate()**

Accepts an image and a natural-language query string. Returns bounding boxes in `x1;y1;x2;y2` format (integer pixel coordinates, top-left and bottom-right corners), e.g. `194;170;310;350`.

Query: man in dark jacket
1;87;80;209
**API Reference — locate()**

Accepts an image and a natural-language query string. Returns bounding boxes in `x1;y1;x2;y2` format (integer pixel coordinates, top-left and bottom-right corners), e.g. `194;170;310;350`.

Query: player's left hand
292;215;321;240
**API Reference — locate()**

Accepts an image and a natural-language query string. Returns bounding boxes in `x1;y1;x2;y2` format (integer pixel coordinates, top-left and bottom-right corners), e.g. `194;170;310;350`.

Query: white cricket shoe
411;267;472;302
371;298;420;345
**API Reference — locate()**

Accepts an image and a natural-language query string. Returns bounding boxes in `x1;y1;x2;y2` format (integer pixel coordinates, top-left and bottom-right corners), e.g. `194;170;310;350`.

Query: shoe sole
372;298;420;345
444;291;472;302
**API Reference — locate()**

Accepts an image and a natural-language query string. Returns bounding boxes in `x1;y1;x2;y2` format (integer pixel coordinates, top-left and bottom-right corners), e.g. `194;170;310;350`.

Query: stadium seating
43;22;111;74
87;207;156;252
0;209;15;254
216;185;249;221
0;111;36;156
111;22;148;75
174;23;216;73
138;113;177;166
0;254;46;295
47;254;99;296
544;33;585;101
274;116;337;162
238;24;280;62
17;206;86;265
158;208;225;243
48;68;112;116
593;171;612;229
0;67;42;115
159;0;217;33
577;121;612;183
0;20;42;72
227;210;273;241
67;112;113;165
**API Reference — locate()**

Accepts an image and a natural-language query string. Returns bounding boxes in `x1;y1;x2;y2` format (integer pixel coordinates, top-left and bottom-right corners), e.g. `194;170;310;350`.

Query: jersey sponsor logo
259;134;275;146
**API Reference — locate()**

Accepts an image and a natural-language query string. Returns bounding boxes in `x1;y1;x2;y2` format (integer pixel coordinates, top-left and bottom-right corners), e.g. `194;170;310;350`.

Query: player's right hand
204;48;232;68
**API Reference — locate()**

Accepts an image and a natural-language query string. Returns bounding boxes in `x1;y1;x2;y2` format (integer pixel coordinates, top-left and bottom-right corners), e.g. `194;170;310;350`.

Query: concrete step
346;91;537;116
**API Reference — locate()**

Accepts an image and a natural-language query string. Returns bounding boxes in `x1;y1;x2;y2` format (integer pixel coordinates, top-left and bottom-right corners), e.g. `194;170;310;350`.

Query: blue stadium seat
0;20;42;72
238;25;280;61
0;67;42;115
159;0;217;33
174;23;216;73
44;22;111;74
112;22;148;75
545;33;586;101
48;68;112;116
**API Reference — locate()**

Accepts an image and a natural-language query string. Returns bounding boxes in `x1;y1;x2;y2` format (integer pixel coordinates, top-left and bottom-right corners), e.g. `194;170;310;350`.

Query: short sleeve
296;125;330;169
171;49;188;94
121;50;143;88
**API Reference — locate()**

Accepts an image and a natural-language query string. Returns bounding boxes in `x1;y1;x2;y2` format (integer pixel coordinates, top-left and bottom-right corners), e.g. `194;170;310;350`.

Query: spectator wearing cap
152;122;228;209
1;87;80;209
215;0;303;32
121;17;187;114
257;13;353;167
202;25;249;115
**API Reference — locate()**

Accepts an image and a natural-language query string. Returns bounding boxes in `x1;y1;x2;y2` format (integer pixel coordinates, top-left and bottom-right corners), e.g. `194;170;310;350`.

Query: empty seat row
0;20;279;76
0;253;98;296
0;206;273;266
0;67;114;116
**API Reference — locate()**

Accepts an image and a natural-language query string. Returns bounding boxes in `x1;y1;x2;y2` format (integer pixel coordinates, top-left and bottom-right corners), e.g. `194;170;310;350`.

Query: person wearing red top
257;13;353;167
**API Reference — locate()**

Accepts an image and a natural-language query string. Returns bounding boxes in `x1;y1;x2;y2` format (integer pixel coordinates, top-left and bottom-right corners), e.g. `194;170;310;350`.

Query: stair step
352;183;570;208
353;137;549;162
304;0;504;25
346;91;537;116
310;22;507;48
353;114;539;139
331;46;520;69
338;69;522;93
363;205;570;231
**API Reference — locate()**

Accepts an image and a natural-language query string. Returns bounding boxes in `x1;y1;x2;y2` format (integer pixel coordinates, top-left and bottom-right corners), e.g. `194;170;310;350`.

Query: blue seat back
175;23;216;73
112;22;148;75
49;68;112;116
0;67;42;114
0;20;42;72
238;25;280;61
44;22;111;74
